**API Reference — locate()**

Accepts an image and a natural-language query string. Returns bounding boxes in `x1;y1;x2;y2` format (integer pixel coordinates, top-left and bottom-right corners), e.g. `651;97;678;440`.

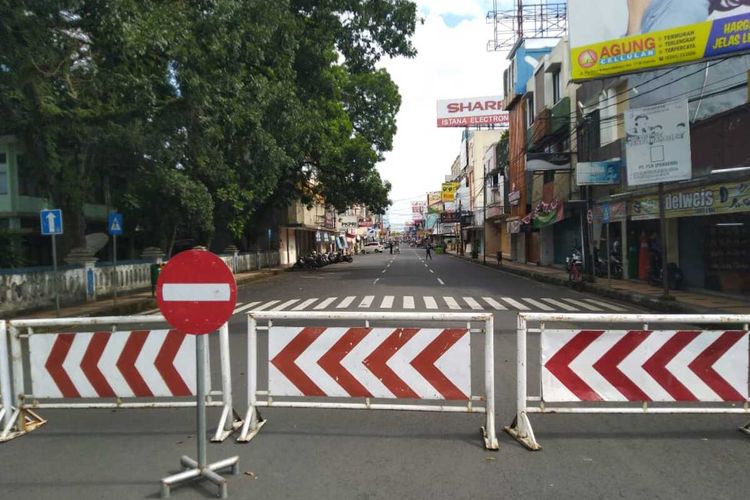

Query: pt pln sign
156;250;237;335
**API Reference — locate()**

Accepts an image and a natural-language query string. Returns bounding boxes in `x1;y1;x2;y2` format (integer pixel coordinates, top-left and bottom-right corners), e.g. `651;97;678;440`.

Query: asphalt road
2;248;749;499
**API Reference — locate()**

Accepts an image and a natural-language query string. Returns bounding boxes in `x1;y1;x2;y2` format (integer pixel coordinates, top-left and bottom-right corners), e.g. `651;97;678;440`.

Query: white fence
506;313;750;450
0;316;241;443
0;251;281;316
239;310;499;450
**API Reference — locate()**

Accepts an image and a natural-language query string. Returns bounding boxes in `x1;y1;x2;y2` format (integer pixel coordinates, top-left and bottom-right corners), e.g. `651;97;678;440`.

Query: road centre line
437;278;445;285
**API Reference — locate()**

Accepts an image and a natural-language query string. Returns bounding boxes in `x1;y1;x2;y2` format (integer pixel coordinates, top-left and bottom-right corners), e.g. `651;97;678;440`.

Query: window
552;70;561;104
526;94;535;127
0;152;7;195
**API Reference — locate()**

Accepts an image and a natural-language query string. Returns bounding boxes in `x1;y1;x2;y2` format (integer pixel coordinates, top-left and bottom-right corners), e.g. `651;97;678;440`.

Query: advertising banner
594;201;627;222
568;0;750;81
625;101;692;186
442;181;460;202
630;180;750;220
436;96;510;128
427;192;443;213
441;212;461;224
411;201;426;222
526;152;572;172
577;159;622;185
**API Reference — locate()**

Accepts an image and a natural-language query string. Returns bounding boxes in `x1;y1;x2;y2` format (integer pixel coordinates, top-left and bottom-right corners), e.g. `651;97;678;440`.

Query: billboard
577;159;622;185
568;0;750;81
411;201;426;222
525;152;572;172
630;180;750;220
427;192;443;214
437;96;510;128
624;101;692;186
442;181;459;202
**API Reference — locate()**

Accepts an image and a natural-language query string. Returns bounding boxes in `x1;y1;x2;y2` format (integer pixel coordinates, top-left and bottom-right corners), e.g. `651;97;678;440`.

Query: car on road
363;241;384;253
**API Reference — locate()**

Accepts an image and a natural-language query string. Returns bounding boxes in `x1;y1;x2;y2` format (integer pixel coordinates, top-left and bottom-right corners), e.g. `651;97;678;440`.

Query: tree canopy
0;0;416;253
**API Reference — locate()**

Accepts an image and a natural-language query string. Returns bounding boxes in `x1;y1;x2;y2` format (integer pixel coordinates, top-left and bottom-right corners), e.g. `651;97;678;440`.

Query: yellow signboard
629;180;750;220
441;182;459;202
569;1;750;81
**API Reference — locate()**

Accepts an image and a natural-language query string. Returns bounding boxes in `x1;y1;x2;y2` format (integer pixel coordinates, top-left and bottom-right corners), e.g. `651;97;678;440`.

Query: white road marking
541;298;579;311
583;298;627;311
162;283;230;301
292;298;318;311
521;298;555;311
482;297;508;310
423;296;438;310
359;296;375;308
314;297;337;310
463;297;483;310
380;296;394;309
336;296;356;308
373;278;380;285
234;301;261;314
403;296;415;309
499;297;530;311
429;269;434;274
443;296;461;310
437;278;445;285
563;298;602;311
273;299;299;311
254;300;280;311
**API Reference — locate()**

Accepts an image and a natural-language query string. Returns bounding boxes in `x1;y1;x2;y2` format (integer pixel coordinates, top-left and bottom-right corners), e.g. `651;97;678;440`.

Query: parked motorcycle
648;251;683;290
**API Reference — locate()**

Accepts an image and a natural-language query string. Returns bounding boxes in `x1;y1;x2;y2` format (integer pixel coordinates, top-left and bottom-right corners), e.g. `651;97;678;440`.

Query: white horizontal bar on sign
526;406;750;414
518;313;750;324
248;311;493;321
162;283;231;302
256;400;487;413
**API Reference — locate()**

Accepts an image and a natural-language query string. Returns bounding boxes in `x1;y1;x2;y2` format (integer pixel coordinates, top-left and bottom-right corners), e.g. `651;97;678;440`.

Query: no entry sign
156;250;237;335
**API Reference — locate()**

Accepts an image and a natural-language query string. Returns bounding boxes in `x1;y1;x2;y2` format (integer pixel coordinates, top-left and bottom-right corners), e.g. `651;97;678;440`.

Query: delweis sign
436;96;509;128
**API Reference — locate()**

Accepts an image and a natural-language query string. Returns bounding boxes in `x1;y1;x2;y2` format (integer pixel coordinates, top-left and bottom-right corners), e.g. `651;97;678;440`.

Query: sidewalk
446;250;750;315
12;266;289;320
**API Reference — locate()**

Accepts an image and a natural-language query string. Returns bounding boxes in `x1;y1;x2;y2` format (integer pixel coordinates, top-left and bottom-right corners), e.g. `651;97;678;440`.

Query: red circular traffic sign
156;250;237;335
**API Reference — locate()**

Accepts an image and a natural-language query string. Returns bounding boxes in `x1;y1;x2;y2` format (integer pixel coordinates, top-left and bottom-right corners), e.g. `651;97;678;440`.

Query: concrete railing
0;251;280;316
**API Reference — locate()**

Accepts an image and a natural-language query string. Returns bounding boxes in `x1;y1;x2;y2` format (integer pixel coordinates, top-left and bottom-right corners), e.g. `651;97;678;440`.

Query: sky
377;0;511;229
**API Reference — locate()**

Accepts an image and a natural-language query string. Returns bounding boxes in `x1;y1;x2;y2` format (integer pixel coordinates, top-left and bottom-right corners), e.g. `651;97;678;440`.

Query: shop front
628;179;750;295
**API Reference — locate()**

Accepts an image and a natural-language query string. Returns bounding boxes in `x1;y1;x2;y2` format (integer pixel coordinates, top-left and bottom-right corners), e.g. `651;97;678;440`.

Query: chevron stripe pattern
541;330;749;403
29;331;197;398
269;327;471;400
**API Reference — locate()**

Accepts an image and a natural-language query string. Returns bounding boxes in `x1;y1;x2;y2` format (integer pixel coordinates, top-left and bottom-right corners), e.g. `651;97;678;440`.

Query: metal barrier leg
504;315;541;450
740;421;750;436
238;315;266;443
212;323;243;442
482;316;499;450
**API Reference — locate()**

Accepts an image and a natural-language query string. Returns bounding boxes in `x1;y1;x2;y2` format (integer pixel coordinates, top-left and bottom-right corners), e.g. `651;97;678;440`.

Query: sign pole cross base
740;421;750;437
160;455;239;499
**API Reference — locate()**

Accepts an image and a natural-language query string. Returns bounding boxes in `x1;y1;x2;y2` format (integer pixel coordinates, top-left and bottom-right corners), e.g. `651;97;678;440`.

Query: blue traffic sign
108;212;124;236
40;209;63;235
601;202;611;225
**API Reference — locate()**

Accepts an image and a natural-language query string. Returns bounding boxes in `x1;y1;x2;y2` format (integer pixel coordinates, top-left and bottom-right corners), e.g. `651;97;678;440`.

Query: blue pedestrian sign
601;202;611;225
40;209;63;235
108;212;124;236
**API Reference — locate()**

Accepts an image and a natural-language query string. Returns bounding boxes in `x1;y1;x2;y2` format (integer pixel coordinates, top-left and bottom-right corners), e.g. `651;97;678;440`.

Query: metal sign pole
51;234;60;316
161;334;239;498
113;235;118;305
658;183;670;299
606;223;611;285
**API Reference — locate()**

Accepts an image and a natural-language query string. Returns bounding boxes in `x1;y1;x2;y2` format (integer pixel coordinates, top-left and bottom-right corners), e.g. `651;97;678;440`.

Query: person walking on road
425;240;433;260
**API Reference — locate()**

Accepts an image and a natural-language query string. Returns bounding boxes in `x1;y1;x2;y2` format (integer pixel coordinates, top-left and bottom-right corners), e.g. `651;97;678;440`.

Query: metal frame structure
486;0;568;52
0;315;242;443
238;311;499;450
506;313;750;450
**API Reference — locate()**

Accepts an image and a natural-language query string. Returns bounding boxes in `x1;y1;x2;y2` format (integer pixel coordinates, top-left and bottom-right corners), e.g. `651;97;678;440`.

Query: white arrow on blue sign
40;209;63;235
108;212;124;236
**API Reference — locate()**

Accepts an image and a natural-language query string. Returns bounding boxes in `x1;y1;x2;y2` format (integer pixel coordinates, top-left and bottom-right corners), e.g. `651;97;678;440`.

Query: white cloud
377;0;509;226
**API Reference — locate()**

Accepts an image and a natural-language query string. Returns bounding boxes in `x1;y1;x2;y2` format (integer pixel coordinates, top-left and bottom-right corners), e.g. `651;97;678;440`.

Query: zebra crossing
223;295;629;315
140;294;629;317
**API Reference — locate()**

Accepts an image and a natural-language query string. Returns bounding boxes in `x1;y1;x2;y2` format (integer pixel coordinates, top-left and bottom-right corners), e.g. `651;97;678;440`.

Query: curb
447;253;712;315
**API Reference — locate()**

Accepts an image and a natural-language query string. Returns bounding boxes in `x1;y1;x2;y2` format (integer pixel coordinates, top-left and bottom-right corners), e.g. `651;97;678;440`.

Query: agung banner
568;0;750;81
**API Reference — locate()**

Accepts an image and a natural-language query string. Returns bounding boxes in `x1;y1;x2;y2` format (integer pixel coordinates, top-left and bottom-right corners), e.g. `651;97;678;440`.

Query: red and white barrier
506;313;750;450
0;316;242;443
240;311;498;450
